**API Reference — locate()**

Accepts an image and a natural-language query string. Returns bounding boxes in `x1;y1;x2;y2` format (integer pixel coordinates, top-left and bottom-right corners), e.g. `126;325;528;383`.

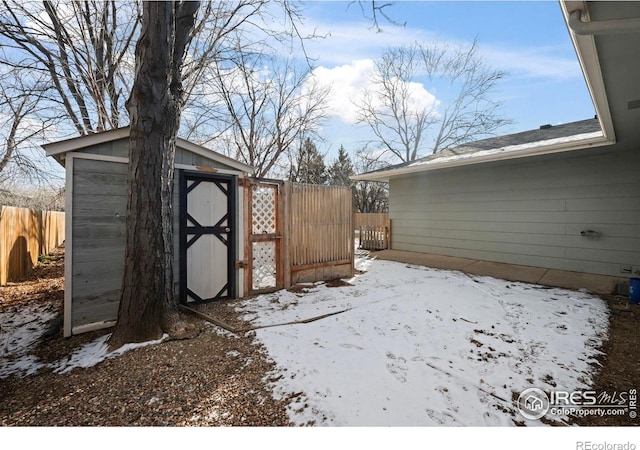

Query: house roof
42;127;255;175
354;0;640;182
353;118;605;182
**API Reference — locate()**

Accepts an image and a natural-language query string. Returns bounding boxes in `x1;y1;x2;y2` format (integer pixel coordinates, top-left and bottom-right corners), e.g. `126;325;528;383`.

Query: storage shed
43;128;254;336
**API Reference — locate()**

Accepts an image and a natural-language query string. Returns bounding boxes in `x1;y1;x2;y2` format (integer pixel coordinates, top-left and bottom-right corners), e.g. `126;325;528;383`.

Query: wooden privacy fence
289;183;353;284
354;212;390;250
0;205;65;285
246;180;354;293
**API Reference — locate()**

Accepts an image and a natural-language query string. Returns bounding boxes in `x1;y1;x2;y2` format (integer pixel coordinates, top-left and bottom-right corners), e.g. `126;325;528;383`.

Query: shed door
179;171;236;304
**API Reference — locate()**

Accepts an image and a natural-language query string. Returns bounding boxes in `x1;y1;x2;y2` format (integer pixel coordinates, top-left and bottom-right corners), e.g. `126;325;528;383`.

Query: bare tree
109;1;200;348
0;186;64;211
353;150;389;213
357;39;511;162
0;68;59;186
0;1;298;134
0;0;140;135
349;0;403;33
0;0;321;185
210;46;329;178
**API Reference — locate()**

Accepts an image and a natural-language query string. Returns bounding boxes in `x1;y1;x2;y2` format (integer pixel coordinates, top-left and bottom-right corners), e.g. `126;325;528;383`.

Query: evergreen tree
328;145;355;186
289;137;327;184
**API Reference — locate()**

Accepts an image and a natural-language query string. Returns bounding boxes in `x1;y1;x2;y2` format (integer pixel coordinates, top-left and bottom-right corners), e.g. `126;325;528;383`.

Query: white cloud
483;45;582;80
307;59;439;124
307;60;375;123
303;21;436;67
301;19;582;82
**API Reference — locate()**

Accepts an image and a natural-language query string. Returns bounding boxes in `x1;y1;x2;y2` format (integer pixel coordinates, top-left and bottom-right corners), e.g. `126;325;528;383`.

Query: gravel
0;247;295;426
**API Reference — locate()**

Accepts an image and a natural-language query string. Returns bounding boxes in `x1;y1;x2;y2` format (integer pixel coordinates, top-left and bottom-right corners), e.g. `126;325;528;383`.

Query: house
352;1;640;283
43;128;254;337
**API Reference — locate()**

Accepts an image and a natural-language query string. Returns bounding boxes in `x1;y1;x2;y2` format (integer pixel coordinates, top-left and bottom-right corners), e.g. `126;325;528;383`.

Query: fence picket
355;213;391;250
288;183;352;269
0;205;65;285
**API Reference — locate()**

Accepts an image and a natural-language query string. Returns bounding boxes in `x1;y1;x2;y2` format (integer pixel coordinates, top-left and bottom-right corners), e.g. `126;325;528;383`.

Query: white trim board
42;127;255;175
72;320;116;336
64;152;249;177
63;154;74;337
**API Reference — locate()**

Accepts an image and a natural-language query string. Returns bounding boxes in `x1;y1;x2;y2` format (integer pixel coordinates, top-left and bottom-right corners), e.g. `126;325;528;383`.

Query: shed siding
71;159;185;329
82;140;128;158
71;158;127;328
82;136;233;171
389;146;640;277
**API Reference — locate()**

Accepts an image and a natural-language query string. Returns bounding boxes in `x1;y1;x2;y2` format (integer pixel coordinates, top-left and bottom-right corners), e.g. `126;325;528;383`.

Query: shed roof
353;118;605;182
42;127;255;175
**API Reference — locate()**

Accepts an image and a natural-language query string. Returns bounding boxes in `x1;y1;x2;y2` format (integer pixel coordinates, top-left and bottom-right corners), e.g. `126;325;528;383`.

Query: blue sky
295;1;595;162
24;1;596;185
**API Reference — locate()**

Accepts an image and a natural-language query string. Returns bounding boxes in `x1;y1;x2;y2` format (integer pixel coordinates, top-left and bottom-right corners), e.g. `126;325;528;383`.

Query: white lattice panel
252;185;276;234
252;241;276;290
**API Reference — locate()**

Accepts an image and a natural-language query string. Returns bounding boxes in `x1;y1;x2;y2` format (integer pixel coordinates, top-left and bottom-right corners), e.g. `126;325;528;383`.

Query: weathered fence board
359;225;390;250
246;181;354;293
0;205;65;285
288;183;353;284
354;212;389;229
355;212;391;250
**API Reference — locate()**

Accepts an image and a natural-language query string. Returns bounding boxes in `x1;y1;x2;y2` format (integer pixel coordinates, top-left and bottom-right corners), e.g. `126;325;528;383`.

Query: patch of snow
0;303;57;378
205;322;238;338
53;333;168;374
0;308;168;378
236;256;608;426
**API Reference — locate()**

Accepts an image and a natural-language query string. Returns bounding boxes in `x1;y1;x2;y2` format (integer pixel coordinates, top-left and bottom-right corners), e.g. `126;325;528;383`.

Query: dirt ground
0;246;293;426
570;294;640;426
0;246;637;426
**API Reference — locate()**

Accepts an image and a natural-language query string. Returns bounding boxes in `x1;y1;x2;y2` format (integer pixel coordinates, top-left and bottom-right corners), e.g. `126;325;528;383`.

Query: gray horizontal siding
77;136;239;172
81;140;129;158
72;158;127;328
71;159;185;330
389;145;640;277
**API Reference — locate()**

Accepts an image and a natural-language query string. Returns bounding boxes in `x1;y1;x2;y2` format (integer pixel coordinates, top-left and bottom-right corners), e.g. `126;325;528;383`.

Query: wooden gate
246;181;353;294
354;212;390;250
247;180;283;294
179;171;236;304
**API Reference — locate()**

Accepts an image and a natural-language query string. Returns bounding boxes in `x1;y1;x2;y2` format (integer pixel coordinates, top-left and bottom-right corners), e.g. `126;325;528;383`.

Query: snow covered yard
0;248;612;429
236;252;609;426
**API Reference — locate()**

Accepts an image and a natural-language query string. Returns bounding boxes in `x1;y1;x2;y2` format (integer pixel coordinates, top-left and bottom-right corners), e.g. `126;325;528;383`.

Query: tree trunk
109;1;200;348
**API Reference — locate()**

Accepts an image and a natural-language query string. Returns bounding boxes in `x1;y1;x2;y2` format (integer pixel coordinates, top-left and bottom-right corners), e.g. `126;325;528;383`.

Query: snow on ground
0;249;610;427
236;252;609;426
0;302;167;378
0;303;57;377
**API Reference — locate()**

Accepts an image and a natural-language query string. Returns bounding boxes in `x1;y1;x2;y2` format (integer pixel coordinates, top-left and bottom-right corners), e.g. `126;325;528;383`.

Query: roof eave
41;127;255;175
42;127;131;158
560;1;616;142
351;133;614;182
352;2;616;183
175;137;254;175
